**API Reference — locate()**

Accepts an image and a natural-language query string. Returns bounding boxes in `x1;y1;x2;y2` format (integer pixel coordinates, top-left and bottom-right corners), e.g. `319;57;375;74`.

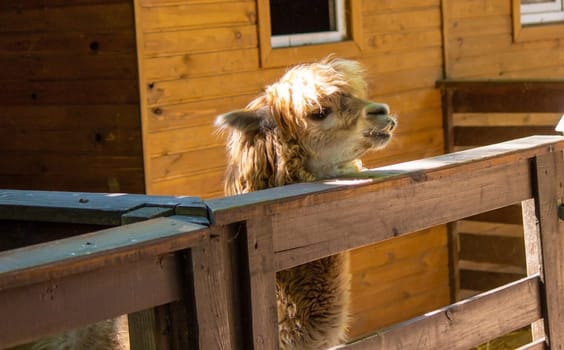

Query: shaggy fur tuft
217;56;396;349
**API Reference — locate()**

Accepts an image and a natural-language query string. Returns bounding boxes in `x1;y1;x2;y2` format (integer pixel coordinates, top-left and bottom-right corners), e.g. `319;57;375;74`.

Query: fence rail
1;135;563;350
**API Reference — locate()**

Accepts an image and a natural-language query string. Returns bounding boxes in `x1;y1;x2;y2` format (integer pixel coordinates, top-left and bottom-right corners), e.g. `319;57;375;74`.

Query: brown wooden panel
364;29;443;53
0;105;140;130
363;8;441;34
143;48;259;81
466;205;524;224
0;2;134;33
454;126;558;146
362;0;439;14
459;233;526;266
0;79;139;105
142;25;257;56
145;69;282;106
0;54;138;80
460;268;524;291
343;275;542;349
0;216;208;290
0;0;129;10
0;255;181;349
0;31;136;54
139;2;255;32
438;81;564;113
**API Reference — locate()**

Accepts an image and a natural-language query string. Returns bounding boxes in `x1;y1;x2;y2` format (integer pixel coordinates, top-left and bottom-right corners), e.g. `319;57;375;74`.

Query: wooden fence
438;79;564;299
1;135;563;350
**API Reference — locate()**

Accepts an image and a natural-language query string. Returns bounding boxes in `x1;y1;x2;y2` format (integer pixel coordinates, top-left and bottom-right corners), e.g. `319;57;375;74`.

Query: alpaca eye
310;108;331;121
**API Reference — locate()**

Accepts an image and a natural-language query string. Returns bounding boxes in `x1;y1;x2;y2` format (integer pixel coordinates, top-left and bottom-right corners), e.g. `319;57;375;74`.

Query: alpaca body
217;57;396;349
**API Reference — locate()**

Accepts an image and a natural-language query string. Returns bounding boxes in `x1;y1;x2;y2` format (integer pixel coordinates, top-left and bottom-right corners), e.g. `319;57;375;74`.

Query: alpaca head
216;57;396;193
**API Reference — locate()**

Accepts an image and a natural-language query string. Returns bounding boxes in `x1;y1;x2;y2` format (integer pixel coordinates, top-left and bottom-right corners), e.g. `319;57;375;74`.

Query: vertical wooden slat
190;226;237;350
534;150;564;349
245;216;279;349
122;206;175;350
522;198;546;342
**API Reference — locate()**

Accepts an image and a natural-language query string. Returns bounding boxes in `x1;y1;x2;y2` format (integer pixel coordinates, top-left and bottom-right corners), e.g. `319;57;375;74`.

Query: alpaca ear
215;109;264;132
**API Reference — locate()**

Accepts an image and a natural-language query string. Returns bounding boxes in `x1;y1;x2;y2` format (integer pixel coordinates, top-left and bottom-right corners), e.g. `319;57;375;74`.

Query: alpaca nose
365;103;390;116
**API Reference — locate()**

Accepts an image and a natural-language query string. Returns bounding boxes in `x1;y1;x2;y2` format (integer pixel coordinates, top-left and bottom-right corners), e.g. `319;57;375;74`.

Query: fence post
533;149;564;349
244;216;279;349
190;225;239;350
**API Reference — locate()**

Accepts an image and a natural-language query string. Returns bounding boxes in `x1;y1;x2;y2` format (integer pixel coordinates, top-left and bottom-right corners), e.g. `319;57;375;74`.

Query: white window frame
521;0;564;25
271;0;347;48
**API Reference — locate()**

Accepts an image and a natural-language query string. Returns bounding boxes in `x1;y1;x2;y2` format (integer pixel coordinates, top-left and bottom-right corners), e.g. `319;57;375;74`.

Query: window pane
270;0;334;36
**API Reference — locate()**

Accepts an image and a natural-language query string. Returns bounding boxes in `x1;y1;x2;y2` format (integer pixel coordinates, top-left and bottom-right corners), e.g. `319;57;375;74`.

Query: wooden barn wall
0;0;144;193
443;0;564;300
443;0;564;79
134;0;448;339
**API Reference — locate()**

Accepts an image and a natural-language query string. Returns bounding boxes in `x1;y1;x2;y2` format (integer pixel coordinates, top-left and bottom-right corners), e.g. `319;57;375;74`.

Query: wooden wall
444;0;564;79
0;0;144;193
443;0;564;299
134;0;448;339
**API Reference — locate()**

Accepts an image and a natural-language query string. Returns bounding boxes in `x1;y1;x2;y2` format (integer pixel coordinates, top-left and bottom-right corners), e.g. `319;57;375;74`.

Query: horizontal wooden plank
0;255;179;348
0;105;140;130
0;2;134;33
359;47;443;74
0;189;207;225
1;153;143;176
145;68;282;106
446;0;510;19
459;233;526;267
139;1;255;32
465;205;524;224
149;168;225;199
206;136;564;269
0;31;136;54
146;124;224;157
0;0;129;10
460;267;525;291
362;0;439;14
0;127;142;155
0;215;209;290
458;221;523;237
144;93;254;133
447;49;564;78
367;67;443;95
142;25;257;57
364;29;443;53
350;226;446;273
209;136;564;222
143;48;258;82
454;126;558;146
150;146;226;181
438;80;564;113
0;172;145;194
339;275;542;350
0;79;139;105
453;113;562;127
0;53;138;80
272;154;533;270
363;8;441;34
351;282;450;339
0;221;109;252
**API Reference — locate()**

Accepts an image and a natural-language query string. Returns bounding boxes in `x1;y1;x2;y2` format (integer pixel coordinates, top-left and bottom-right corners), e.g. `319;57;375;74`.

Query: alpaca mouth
363;128;392;144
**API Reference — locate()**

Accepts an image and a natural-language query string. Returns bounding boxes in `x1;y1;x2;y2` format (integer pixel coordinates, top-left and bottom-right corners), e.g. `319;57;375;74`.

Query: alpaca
216;57;396;349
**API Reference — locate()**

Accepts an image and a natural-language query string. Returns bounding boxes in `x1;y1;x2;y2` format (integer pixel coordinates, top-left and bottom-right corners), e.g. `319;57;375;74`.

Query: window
257;0;363;68
270;0;346;48
512;0;564;41
521;0;564;25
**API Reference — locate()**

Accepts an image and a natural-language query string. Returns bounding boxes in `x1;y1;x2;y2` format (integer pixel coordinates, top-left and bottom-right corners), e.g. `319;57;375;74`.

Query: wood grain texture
533;150;564;349
0;254;182;349
337;275;542;350
0;216;209;290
